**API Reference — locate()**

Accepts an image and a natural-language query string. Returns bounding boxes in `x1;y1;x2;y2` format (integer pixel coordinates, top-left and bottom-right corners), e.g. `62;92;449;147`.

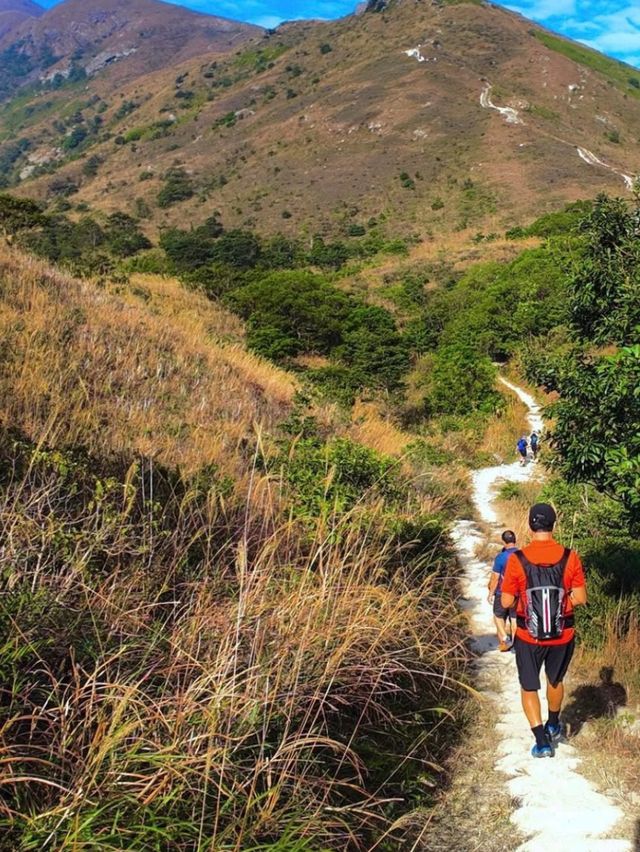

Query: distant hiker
501;503;587;758
517;436;528;466
487;530;518;652
530;431;540;461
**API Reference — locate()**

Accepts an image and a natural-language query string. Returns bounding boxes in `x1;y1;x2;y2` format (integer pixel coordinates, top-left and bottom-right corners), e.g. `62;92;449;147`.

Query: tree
210;230;261;268
569;194;640;345
544;194;640;524
0;194;45;235
160;227;217;271
550;345;640;521
428;343;501;416
309;237;349;269
228;271;350;360
104;213;151;257
336;304;410;392
157;168;194;208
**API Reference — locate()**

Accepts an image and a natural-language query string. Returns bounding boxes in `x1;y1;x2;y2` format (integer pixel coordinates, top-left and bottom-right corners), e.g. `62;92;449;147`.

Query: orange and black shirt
502;539;586;646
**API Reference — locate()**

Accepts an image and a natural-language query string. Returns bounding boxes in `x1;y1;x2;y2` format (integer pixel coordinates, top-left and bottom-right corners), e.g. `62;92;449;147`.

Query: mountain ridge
2;0;639;238
0;0;263;95
0;0;43;43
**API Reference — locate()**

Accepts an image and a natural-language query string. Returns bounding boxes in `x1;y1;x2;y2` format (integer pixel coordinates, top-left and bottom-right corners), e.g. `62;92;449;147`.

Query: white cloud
504;1;640;67
251;13;285;26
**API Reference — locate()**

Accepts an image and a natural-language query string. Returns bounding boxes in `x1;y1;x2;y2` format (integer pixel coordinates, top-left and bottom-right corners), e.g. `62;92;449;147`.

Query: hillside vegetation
2;181;640;846
0;243;473;849
2;0;640;238
2;0;640;842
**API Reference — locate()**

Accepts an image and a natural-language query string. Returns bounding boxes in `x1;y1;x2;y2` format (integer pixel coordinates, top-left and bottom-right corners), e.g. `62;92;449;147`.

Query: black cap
529;503;557;531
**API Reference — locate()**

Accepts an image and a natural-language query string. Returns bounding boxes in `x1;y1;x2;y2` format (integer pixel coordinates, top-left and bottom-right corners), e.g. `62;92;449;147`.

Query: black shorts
493;596;517;620
514;636;575;692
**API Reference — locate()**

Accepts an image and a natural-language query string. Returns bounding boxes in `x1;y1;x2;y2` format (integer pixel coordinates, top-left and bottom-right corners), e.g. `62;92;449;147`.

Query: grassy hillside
2;1;640;239
0;243;473;849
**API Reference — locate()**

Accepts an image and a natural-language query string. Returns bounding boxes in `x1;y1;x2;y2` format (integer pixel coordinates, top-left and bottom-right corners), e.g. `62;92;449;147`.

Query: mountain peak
0;0;43;13
0;0;262;95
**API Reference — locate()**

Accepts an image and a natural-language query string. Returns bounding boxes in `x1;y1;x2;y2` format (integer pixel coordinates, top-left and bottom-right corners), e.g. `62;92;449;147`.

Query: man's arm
488;553;504;602
569;586;587;606
568;553;588;606
487;570;499;603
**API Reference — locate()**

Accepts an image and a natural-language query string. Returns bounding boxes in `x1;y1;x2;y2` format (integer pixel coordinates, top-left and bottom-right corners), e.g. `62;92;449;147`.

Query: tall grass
0;246;469;848
0;246;296;478
0;430;466;849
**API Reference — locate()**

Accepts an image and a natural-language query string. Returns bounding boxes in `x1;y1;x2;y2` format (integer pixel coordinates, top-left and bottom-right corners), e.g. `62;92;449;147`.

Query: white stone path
451;378;631;852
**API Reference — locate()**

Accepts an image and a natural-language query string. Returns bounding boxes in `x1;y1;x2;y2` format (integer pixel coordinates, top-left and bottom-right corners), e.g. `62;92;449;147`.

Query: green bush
399;171;416;190
427;343;502;416
498;481;524;501
228;270;350;359
277;436;402;517
157;167;194;208
228;271;409;392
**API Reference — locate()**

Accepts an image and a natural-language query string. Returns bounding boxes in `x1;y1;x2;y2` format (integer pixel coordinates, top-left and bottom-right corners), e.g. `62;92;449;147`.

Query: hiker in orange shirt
501;503;588;758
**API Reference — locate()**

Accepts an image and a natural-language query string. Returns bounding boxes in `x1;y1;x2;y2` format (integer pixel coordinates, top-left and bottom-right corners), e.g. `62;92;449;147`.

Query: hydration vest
515;548;574;641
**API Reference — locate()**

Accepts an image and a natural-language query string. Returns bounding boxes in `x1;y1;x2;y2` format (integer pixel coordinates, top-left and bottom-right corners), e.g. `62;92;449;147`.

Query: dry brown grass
0;245;470;848
350;400;413;458
0;435;467;847
0;246;297;478
478;392;530;462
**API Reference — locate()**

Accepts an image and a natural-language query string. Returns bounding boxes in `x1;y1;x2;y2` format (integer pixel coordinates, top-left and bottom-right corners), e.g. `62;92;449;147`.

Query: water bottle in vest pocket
515;548;573;641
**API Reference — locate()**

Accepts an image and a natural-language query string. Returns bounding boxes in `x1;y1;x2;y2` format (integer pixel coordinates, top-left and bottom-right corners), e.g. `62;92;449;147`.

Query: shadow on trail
563;666;627;737
634;818;640;852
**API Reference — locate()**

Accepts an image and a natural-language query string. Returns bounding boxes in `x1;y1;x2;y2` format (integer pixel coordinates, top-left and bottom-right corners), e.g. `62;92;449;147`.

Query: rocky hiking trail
450;378;632;852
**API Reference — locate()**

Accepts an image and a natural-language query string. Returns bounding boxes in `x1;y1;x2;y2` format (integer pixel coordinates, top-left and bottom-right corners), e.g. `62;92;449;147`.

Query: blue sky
40;1;640;68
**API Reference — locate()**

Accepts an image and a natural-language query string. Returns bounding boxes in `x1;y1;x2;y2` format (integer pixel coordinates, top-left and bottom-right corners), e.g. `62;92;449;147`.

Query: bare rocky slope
2;0;640;237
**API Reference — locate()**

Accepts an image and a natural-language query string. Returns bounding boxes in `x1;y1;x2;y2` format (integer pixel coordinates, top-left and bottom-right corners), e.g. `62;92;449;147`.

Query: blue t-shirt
492;546;518;595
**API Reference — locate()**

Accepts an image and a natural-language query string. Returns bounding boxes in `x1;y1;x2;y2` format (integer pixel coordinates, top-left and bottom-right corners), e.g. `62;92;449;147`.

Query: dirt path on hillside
450;378;632;852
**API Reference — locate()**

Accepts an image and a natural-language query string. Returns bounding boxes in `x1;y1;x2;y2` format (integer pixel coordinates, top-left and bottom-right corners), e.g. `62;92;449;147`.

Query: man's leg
514;638;550;753
494;615;508;641
543;640;574;736
521;689;543;727
547;680;564;714
492;600;512;649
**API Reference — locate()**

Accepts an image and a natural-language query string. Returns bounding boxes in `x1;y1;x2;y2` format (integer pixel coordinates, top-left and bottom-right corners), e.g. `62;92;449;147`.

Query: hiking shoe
544;722;563;743
531;743;554;758
498;639;511;652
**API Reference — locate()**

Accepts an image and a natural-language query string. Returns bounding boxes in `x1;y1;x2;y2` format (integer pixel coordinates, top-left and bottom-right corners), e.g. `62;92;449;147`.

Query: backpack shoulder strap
559;547;572;575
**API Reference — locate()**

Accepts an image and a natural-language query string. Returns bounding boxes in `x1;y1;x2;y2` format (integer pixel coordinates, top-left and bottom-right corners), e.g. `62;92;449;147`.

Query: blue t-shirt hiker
487;530;519;651
517;436;528;465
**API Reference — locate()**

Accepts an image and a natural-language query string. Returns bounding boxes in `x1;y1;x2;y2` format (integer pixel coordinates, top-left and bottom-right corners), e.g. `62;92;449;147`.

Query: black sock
532;725;547;748
548;710;560;726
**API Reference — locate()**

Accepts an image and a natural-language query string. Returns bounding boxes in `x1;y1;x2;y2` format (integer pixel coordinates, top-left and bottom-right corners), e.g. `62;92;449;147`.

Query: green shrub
427;343;502;416
0;193;45;234
277;436;402;517
498;481;524;501
399;171;416;190
157;167;194;208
